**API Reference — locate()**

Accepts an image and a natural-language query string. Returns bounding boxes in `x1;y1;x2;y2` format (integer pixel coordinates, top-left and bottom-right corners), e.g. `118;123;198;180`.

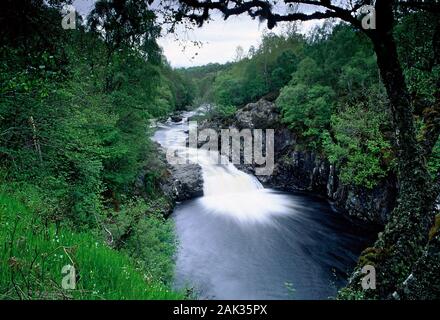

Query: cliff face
222;99;397;225
231;100;440;300
261;146;397;225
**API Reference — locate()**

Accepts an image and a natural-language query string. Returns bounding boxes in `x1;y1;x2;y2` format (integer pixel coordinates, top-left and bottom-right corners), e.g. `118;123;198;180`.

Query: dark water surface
172;192;374;300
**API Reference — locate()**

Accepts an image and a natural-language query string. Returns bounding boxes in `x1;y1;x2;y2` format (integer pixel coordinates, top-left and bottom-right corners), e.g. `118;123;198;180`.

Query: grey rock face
235;99;280;129
162;162;204;202
170;115;183;122
136;142;203;205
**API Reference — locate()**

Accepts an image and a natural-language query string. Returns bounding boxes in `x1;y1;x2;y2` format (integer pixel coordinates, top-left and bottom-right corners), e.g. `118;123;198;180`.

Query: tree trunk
346;1;437;298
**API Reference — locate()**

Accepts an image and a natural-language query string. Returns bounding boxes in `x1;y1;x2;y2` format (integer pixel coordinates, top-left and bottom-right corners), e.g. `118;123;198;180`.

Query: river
153;110;374;300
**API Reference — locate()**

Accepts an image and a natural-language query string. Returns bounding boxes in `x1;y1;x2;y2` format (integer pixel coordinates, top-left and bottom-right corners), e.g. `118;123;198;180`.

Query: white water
154;111;292;224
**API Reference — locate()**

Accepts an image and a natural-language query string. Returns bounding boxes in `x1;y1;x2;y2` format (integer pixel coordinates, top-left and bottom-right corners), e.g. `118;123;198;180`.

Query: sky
158;15;267;67
72;0;320;68
157;15;320;67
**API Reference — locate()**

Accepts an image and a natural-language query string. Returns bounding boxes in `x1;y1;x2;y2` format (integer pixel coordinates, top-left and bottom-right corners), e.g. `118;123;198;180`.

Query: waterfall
154;111;291;224
186;148;264;196
203;167;263;196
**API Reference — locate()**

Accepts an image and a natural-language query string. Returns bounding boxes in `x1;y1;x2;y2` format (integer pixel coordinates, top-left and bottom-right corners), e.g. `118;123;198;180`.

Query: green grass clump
0;192;183;300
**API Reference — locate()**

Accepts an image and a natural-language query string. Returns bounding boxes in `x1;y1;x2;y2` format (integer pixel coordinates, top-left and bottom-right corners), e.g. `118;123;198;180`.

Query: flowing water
153;110;374;300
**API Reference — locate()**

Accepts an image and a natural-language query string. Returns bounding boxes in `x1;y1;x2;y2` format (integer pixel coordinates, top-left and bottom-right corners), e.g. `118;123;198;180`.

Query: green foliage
290;57;322;86
427;138;440;178
213;73;245;107
178;63;231;105
216;104;237;118
0;1;192;224
394;11;438;111
195;103;238;123
186;31;304;108
0;192;182;299
337;287;366;300
118;199;176;284
323;105;393;188
0;0;191;299
88;0;161;62
274;23;396;188
271;50;298;89
208;104;237;120
277;84;334;148
160;64;195;110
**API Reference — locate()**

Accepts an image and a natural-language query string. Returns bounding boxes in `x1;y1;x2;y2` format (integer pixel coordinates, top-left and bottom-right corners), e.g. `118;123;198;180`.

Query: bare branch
173;0;365;30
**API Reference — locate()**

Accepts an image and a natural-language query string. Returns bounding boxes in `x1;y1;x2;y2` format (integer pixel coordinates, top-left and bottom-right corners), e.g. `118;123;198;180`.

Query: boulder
235;99;280;129
170;114;183;122
161;162;204;202
135;142;204;207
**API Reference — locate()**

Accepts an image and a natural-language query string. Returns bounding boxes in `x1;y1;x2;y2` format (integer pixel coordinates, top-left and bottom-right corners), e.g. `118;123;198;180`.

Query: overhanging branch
175;0;364;30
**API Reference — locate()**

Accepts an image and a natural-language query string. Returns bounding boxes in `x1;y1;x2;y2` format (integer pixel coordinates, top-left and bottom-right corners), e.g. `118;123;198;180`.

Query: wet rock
135;142;203;206
262;147;396;225
235;99;280;129
162;162;204;202
170;114;183;122
334;178;397;224
274;128;296;153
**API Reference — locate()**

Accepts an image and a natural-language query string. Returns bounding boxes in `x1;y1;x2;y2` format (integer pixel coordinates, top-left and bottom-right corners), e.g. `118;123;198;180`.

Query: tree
88;0;161;92
88;0;160;60
277;83;334;147
166;0;440;298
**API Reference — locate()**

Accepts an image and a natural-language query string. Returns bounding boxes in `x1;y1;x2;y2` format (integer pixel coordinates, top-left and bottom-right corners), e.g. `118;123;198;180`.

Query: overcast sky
158;16;320;67
72;0;320;68
158;15;266;67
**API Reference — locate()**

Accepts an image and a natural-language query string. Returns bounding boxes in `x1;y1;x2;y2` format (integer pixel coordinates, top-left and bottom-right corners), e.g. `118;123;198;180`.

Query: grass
0;192;184;300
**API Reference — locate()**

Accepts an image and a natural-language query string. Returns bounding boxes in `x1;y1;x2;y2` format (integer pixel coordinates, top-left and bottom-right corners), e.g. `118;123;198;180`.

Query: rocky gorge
144;103;439;300
196;99;397;226
148;100;398;225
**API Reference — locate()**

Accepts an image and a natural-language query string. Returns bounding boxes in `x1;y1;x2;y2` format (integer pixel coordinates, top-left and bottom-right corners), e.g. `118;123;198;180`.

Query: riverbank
0;118;187;300
0;180;184;299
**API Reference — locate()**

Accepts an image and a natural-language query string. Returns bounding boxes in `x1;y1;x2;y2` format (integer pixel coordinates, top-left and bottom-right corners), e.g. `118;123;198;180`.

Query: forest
0;0;193;299
1;0;439;301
